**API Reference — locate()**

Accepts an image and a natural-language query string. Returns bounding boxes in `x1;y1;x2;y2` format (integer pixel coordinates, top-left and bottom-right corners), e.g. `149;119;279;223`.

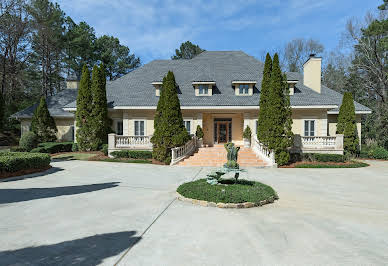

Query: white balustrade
115;135;152;148
251;135;276;166
293;134;344;154
301;136;336;148
170;136;198;165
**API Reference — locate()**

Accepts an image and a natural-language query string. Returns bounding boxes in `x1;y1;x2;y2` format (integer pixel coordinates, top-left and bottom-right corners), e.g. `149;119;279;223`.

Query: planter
197;138;203;148
243;138;251;148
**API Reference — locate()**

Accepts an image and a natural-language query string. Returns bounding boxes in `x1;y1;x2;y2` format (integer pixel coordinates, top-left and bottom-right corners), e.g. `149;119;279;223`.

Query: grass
96;158;152;164
51;153;99;161
177;178;278;204
294;161;369;168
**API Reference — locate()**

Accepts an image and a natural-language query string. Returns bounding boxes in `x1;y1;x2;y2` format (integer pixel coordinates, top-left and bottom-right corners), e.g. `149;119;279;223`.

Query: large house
12;51;371;166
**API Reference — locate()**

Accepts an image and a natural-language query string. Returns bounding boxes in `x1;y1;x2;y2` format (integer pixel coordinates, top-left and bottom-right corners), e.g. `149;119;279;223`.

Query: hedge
30;142;73;154
360;146;388;160
110;150;152;159
0;152;51;173
303;153;345;163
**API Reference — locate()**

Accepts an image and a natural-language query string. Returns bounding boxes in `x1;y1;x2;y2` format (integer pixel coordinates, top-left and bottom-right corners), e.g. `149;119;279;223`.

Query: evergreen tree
151;71;190;164
0;93;4;132
171;41;205;60
75;65;92;150
337;92;359;154
266;54;293;165
31;96;57;142
90;64;109;150
257;53;272;145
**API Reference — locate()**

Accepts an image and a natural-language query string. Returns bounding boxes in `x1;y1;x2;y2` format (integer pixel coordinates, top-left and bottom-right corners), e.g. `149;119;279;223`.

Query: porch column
321;113;328;136
243;113;250;129
197;113;203;128
123;111;130;135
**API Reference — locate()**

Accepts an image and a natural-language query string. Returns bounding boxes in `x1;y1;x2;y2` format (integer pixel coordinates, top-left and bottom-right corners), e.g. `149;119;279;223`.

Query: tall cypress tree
90;64;109;150
76;65;92;150
257;53;272;145
337;92;359;154
151;71;190;164
267;54;293;165
31;97;57;142
0;93;4;132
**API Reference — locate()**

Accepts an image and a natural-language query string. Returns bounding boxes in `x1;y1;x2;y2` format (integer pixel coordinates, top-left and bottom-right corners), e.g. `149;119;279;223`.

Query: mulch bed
0;166;52;180
281;161;361;168
87;153;166;165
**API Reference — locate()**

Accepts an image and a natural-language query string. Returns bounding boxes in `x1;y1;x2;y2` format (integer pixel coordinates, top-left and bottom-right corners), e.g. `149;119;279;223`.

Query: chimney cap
309;53;316;58
66;73;79;82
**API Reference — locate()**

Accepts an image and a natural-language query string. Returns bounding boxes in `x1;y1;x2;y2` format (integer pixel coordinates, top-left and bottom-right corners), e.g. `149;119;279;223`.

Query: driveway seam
114;167;203;266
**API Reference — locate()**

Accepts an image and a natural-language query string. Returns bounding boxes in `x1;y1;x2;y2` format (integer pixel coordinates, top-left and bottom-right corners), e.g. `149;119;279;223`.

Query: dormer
287;80;297;95
151;81;163;96
232;81;256;96
192;81;215;96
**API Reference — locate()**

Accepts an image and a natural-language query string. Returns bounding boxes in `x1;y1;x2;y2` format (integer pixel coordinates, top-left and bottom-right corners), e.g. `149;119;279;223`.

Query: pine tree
75;65;93;150
266;54;293;165
31;97;57;142
90;64;110;150
0;93;4;132
257;53;272;145
151;71;190;164
337;92;359;154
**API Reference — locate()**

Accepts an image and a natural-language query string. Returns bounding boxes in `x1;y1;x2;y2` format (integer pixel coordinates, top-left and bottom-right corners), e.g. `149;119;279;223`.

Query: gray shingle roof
12;89;78;119
33;51;373;114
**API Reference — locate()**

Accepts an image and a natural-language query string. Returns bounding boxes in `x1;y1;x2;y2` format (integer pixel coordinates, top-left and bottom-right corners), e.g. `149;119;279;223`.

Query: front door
218;123;228;143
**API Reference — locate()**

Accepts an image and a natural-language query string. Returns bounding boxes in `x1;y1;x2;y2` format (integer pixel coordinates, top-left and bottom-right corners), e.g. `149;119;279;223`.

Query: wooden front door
216;122;229;143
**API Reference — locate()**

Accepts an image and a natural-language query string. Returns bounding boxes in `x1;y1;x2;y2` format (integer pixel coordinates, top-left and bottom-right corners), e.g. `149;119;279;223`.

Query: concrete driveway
0;160;387;265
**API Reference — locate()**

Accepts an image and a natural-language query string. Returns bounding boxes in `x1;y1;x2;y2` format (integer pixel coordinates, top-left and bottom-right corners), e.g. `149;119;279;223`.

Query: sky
57;0;382;64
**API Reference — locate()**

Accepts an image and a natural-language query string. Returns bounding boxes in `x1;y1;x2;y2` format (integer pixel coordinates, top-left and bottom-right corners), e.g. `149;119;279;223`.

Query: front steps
177;145;269;167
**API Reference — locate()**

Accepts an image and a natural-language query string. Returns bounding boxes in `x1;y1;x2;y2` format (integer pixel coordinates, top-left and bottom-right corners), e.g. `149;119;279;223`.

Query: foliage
195;125;204;139
19;131;39;151
76;65;93;151
110;150;153;159
376;102;388;149
302;153;346;163
71;142;78;152
360;145;388;160
0;93;4;131
151;71;190;164
295;161;369;168
177;179;278;204
30;142;73;154
101;144;108;156
224;160;239;169
171;41;205;60
89;64;110;150
266;54;293;165
337;92;359;154
30;97;57;142
243;126;252;139
257;53;272;144
0;152;51;173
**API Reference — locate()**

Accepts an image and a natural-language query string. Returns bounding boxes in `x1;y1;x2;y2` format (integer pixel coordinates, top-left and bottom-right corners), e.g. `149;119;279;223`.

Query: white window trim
239;84;250;95
183;118;194;135
303;119;317;137
133;119;147;136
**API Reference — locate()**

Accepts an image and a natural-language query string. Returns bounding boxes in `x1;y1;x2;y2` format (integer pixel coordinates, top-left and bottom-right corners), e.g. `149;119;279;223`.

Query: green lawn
52;153;98;161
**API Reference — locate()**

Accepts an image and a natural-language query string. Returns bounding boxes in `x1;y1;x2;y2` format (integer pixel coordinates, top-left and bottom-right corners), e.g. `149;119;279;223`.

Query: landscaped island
0;152;51;179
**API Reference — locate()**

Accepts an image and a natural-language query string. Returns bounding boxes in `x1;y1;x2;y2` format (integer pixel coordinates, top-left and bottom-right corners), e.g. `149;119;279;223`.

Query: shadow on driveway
1;167;65;183
0;231;140;265
0;182;120;204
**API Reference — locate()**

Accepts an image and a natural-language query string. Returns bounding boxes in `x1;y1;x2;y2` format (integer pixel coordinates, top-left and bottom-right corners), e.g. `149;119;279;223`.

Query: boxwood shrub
0;152;51;173
30;142;73;154
303;153;345;163
110;150;152;159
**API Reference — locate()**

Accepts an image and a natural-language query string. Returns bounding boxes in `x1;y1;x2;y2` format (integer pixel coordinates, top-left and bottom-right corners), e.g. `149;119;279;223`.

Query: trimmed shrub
111;150;152;159
31;142;73;154
195;125;204;139
10;146;27;152
19;132;39;152
337;92;359;155
303;153;345;163
31;97;57;142
101;144;108;156
72;143;79;152
0;152;51;173
370;146;388;160
243;126;252;139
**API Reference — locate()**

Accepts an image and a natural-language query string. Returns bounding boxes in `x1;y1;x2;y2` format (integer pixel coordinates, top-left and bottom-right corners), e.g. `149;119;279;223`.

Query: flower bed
0;152;51;178
177;178;278;207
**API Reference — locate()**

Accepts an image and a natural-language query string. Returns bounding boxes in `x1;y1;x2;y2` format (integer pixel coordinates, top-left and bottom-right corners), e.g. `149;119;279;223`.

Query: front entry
214;119;232;144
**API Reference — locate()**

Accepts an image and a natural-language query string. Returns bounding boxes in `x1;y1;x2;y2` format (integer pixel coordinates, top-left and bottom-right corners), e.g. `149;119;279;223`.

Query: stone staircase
177;145;269;167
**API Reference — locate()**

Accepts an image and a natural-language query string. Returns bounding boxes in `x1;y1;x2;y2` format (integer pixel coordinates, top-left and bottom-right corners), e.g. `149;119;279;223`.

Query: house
12;51;371;166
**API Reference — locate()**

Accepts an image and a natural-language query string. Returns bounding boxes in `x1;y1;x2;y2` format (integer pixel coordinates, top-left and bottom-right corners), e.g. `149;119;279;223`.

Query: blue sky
57;0;381;64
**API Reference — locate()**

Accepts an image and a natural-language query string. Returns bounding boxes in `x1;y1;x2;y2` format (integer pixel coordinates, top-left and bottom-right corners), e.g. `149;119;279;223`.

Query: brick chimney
303;54;322;94
66;74;79;89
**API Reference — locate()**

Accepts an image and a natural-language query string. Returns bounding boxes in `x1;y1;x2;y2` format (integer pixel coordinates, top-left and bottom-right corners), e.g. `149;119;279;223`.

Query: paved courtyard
0;160;387;265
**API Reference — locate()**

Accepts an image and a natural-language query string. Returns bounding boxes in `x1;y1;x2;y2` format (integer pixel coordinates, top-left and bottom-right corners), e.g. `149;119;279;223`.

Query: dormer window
151;81;163;96
232;81;256;96
199;84;208;95
192;81;215;96
239;84;249;95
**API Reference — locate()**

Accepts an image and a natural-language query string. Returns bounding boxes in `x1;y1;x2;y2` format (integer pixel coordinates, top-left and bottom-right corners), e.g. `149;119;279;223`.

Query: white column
243;113;250;129
320;114;328;136
123;111;130;135
197;113;203;128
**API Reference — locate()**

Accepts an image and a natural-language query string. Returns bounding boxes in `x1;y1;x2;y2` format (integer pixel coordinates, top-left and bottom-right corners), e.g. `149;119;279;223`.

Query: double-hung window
198;84;209;95
239;84;249;95
183;120;191;134
134;120;145;136
116;121;123;135
304;120;315;136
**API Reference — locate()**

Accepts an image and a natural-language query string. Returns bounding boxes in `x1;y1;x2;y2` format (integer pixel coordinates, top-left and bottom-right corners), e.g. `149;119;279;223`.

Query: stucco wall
21;118;75;142
291;109;328;136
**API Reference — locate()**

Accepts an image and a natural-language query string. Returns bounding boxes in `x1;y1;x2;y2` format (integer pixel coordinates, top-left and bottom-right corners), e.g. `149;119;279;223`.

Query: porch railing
170;136;198;166
108;134;152;157
293;134;344;154
251;135;276;167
